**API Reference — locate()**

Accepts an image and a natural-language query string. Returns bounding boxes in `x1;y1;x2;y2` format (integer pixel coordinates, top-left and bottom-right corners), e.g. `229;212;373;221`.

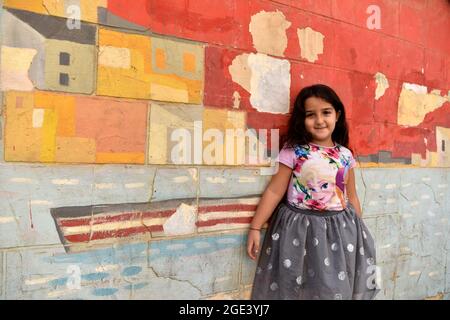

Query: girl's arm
247;163;292;260
250;163;293;229
346;167;363;218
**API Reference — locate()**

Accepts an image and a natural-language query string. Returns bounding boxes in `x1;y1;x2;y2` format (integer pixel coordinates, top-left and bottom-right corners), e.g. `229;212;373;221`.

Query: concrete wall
0;0;449;300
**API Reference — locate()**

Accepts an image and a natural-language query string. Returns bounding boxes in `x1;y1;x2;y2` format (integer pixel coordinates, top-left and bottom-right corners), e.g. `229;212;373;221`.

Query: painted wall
0;0;449;300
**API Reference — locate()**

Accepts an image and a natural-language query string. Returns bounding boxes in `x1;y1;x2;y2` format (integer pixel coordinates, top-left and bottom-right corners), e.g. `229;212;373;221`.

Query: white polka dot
363;231;367;239
324;222;327;230
338;271;346;280
272;233;280;241
267;263;273;270
359;247;365;255
283;259;292;268
293;238;300;247
306;219;310;227
367;257;374;265
270;282;278;291
342;222;346;228
296;276;302;285
293;215;298;221
304;249;307;256
347;244;354;252
324;257;330;266
331;243;338;251
266;247;271;255
256;267;262;274
308;268;315;277
334;293;343;300
352;219;355;224
313;237;319;246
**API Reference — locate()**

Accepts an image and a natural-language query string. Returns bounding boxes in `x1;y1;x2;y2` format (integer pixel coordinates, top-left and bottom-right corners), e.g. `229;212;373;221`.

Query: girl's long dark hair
282;84;350;150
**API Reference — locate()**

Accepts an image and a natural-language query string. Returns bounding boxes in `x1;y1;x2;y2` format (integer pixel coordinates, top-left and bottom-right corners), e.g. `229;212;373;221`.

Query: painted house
2;8;96;94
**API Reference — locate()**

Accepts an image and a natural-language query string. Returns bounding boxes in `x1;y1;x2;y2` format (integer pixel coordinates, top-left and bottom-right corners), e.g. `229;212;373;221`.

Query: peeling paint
297;27;324;63
398;83;447;126
163;203;196;236
249;10;291;57
374;72;389;100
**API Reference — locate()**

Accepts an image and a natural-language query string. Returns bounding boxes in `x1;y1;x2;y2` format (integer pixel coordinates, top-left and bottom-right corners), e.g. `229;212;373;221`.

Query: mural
1;0;449;300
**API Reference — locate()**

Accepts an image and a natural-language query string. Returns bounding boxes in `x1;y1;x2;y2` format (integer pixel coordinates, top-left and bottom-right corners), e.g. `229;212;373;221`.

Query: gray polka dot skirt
251;201;380;300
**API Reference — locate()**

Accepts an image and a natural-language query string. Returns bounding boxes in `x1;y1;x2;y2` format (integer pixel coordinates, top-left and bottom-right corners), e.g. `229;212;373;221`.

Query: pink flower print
305;199;327;211
325;147;339;159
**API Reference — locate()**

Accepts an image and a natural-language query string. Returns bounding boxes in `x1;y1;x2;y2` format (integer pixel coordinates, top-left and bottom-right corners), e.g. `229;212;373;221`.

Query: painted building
0;0;449;300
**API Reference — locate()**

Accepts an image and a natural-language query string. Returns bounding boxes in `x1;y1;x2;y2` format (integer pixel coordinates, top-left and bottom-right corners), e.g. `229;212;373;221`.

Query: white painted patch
166;243;187;251
214;276;232;283
368;200;378;206
238;176;256;183
199;211;254;221
125;182;145;189
163;203;196;236
385;184;396;189
216;238;237;244
386;198;396;204
98;46;131;68
403;82;427;94
193;242;211;249
380;244;392;249
409;271;421;276
172;176;189;183
235;197;260;205
374;72;389;100
32;109;45;128
439;192;444;197
428;271;439;278
25;275;60;286
95;183;115;189
1;46;37;91
437;184;448;188
401;213;413;218
206;177;227;184
426;210;435;217
47;289;74;298
410;201;419;207
402;183;412;188
51;179;79;185
370;184;381;189
248;53;290;114
0;216;16;224
10;177;37;184
421;194;431;199
400;246;411;253
421;177;431;182
95;264;119;272
30;200;52;205
434;232;443;236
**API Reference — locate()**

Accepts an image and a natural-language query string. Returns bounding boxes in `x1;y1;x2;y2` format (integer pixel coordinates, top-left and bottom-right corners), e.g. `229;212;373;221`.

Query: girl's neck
309;139;336;148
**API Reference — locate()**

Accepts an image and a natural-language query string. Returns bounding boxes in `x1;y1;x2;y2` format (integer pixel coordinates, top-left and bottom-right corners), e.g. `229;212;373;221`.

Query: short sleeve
276;147;295;169
348;151;357;169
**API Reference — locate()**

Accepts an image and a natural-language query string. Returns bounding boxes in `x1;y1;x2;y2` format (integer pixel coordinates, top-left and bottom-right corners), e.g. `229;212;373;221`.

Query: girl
247;84;379;300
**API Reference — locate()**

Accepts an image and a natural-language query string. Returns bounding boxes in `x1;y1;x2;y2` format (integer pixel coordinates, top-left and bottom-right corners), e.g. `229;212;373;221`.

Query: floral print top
277;142;357;211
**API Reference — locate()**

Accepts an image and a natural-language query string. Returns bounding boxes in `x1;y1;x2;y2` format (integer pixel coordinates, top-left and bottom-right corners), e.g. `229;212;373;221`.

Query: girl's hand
247;229;261;260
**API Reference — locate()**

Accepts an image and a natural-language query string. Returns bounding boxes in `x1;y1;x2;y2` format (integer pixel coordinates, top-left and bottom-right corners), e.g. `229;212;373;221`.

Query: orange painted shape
55;137;96;163
96;152;145;164
183;52;196;72
155;48;166;69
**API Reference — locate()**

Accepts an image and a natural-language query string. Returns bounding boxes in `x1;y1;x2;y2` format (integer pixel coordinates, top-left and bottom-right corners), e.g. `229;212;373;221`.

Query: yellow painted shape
96;152;145;164
150;83;189;103
55;137;96;163
33;91;76;136
155;48;166;69
4;92;42;162
40;109;57;162
4;0;48;14
183;52;196;72
149;73;202;104
97;29;152;99
98;46;131;69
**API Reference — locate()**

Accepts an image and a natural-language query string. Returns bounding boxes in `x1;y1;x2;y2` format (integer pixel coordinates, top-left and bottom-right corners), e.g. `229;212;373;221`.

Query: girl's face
304;97;340;145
